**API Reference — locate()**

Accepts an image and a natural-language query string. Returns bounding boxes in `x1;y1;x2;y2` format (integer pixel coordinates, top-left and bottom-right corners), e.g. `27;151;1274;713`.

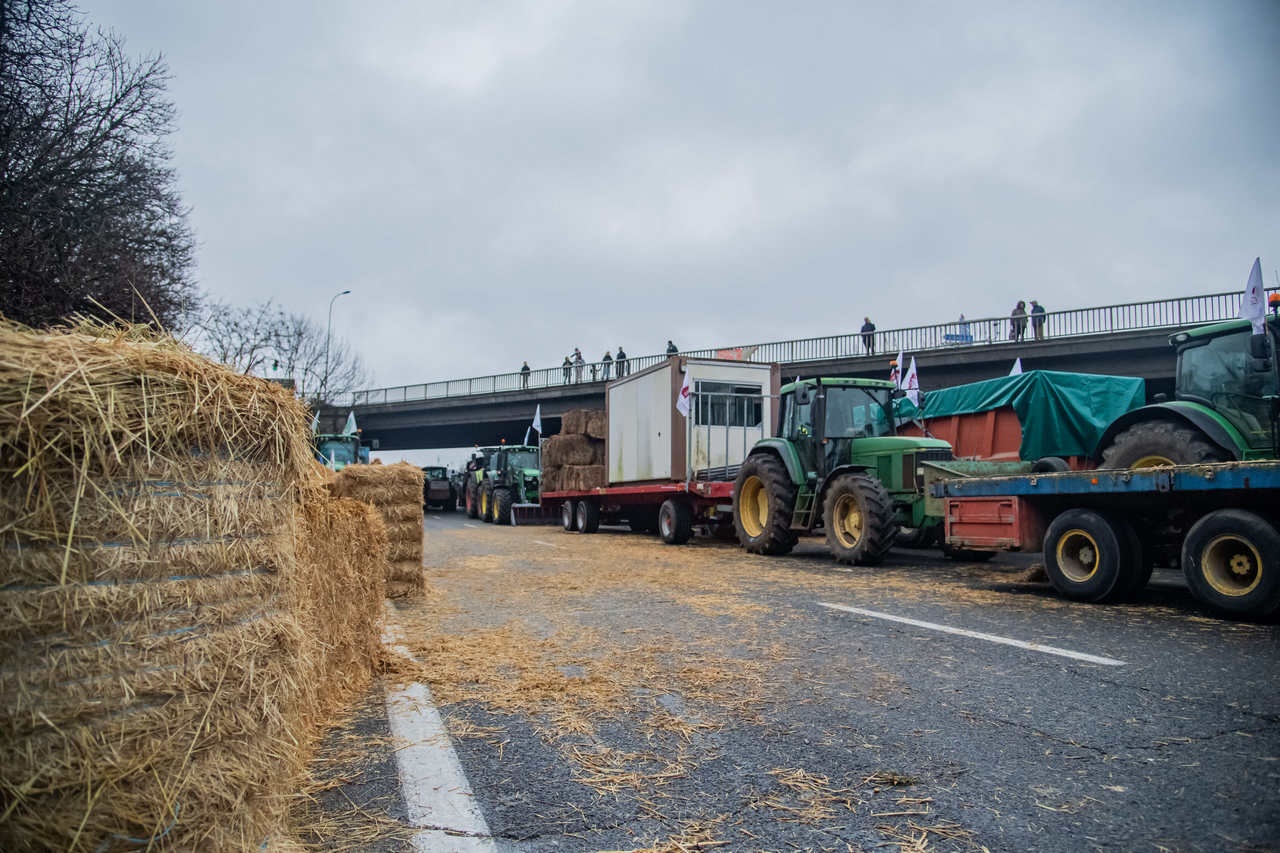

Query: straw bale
386;577;425;599
543;434;603;467
560;409;588;435
329;462;423;505
379;502;426;524
540;465;563;493
585;410;608;440
564;465;607;490
0;321;317;851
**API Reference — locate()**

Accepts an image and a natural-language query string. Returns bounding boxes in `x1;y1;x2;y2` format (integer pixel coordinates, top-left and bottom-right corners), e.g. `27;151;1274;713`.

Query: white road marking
531;539;565;548
383;619;495;851
431;515;442;520
817;603;1126;666
463;523;480;529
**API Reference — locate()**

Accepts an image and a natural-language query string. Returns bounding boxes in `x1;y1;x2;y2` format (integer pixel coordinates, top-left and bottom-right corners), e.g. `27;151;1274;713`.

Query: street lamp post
323;289;352;401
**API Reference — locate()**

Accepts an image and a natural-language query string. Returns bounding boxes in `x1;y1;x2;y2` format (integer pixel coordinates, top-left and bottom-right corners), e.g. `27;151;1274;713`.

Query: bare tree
189;298;369;402
0;0;197;329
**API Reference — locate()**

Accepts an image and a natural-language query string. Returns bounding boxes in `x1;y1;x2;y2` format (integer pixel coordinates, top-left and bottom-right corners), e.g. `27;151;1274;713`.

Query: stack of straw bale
542;409;606;492
0;321;386;851
329;462;424;598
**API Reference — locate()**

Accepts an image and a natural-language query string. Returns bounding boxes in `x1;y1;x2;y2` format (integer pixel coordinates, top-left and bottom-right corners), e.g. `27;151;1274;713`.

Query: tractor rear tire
561;500;576;532
658;499;693;545
1181;509;1280;618
823;473;896;566
734;454;797;556
1042;509;1134;602
493;487;513;526
1099;421;1228;469
480;482;495;523
575;499;600;534
465;481;480;518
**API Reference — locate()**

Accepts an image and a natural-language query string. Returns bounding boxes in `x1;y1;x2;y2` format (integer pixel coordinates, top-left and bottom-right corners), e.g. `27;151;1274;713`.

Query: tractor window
506;451;538;470
316;438;358;467
823;386;893;439
423;466;447;479
784;390;814;439
1178;332;1279;447
694;381;763;427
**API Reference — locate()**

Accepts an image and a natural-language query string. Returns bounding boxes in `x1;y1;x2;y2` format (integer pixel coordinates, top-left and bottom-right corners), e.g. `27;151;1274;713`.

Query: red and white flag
676;370;693;417
904;357;920;406
890;349;904;388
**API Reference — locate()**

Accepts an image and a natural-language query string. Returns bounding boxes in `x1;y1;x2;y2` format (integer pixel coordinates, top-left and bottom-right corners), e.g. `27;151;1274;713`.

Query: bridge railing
333;288;1274;408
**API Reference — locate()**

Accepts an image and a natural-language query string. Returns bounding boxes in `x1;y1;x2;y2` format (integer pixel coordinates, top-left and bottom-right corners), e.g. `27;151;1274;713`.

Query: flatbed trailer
930;460;1280;617
542;480;736;543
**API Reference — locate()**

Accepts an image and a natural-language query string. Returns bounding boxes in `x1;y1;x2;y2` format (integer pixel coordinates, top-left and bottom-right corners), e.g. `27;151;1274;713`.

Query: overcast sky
85;0;1279;398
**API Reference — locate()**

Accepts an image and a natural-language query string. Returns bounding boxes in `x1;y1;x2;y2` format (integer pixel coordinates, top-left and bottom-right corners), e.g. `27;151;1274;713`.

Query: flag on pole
342;411;357;435
309;410;320;433
1240;257;1266;335
524;404;543;445
1009;357;1023;376
676;370;693;417
903;357;920;406
890;349;904;388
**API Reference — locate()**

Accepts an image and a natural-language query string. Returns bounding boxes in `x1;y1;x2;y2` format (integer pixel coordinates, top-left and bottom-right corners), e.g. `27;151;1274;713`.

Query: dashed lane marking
463;523;480;529
817;602;1126;666
532;539;565;548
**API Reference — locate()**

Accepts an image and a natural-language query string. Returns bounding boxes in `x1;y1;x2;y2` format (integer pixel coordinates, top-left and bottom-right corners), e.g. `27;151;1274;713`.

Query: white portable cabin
605;357;781;485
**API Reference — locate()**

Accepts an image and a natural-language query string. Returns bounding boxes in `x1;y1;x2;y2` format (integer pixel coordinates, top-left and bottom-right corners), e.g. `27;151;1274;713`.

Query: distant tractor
1095;315;1279;467
464;448;499;518
734;378;953;565
313;433;375;470
421;465;456;511
478;444;541;525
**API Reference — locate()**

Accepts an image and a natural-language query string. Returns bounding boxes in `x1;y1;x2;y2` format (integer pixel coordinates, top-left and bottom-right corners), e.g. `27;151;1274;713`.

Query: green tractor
464;447;499;519
1095;315;1279;467
478;444;541;525
313;433;374;470
733;377;953;565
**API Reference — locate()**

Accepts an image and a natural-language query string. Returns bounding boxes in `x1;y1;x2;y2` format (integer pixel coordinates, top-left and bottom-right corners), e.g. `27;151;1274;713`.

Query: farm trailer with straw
538;357;781;542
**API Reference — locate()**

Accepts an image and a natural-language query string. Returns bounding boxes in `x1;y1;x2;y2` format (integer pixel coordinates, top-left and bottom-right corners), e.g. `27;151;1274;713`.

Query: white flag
1009;357;1023;376
524;404;543;445
1240;257;1266;335
342;410;357;435
904;357;920;406
676;370;693;417
309;411;320;433
890;349;904;388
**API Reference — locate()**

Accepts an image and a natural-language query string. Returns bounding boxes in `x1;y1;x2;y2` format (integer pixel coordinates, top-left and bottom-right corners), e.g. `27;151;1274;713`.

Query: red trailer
541;356;781;543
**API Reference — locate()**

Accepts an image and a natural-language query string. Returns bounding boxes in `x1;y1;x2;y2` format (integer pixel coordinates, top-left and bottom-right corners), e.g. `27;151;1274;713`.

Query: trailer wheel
575;499;600;534
823;473;896;566
658;500;693;545
734;454;797;556
1099;421;1228;469
1182;510;1280;618
465;481;480;518
1112;516;1154;598
560;500;576;532
1043;509;1132;602
493;487;513;526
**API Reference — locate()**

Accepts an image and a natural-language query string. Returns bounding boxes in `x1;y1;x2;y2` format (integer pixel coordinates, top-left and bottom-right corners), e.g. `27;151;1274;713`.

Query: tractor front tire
734;454;797;556
1099;421;1228;469
1182;509;1280;618
493;487;513;526
823;473;896;566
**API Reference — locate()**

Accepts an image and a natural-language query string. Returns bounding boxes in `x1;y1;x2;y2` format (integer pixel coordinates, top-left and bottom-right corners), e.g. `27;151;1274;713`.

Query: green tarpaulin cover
895;370;1146;460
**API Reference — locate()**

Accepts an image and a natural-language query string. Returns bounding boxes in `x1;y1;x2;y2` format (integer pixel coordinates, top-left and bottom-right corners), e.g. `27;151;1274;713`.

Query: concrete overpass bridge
319;288;1270;451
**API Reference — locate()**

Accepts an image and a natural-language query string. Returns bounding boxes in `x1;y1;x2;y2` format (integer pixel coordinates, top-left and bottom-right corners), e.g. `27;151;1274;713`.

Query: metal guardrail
331;288;1277;408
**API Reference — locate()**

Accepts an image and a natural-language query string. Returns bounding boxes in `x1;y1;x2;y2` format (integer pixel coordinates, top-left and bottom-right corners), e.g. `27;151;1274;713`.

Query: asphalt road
313;510;1280;853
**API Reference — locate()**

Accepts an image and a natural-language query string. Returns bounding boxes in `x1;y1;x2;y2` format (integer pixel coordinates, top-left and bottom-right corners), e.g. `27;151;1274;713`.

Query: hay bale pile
330;462;424;598
542;409;607;492
0;322;385;851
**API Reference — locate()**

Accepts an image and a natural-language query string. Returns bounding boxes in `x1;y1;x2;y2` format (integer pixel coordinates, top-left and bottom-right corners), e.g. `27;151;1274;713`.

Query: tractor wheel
493;487;513;526
1182;509;1280;618
480;482;495;523
733;454;797;556
1042;509;1135;602
658;499;693;545
823;473;896;566
940;545;996;562
1099;421;1228;469
575;499;600;534
560;500;576;532
465;481;480;518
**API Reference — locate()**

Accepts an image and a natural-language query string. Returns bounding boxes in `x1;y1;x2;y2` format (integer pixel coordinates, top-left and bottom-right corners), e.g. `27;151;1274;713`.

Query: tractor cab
314;434;361;470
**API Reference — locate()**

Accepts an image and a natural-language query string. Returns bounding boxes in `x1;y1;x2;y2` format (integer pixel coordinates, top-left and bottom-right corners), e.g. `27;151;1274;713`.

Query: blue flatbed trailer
928;461;1280;618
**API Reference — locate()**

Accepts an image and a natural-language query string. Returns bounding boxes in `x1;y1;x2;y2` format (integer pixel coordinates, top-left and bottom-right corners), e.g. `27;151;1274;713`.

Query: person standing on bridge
573;348;585;382
601;350;613;380
1030;300;1046;340
520;361;531;388
860;317;876;355
666;340;679;355
562;355;572;384
616;346;628;377
1010;300;1028;342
